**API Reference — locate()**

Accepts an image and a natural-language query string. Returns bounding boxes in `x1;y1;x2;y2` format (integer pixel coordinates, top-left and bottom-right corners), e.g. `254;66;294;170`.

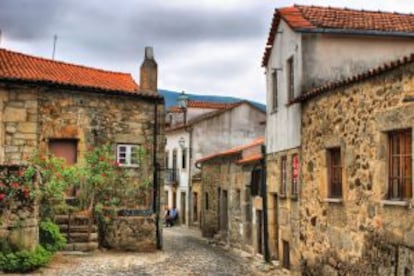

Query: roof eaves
297;28;414;38
0;77;164;102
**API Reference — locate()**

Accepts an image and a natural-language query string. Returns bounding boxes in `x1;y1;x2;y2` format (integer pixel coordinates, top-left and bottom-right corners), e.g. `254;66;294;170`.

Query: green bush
39;219;66;252
0;245;51;273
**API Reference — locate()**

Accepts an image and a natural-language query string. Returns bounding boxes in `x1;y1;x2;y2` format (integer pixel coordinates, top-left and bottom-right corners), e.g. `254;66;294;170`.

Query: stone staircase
55;214;99;252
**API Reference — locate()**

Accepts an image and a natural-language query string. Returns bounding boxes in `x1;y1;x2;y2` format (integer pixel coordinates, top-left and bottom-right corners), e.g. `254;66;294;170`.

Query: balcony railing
165;169;179;185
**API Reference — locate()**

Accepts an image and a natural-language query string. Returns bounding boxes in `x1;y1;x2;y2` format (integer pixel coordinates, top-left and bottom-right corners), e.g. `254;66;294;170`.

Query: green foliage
0;166;36;206
25;152;77;219
0;245;51;273
39;219;66;252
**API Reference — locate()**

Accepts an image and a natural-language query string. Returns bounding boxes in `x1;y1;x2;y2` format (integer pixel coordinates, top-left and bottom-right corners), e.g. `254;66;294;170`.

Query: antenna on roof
52;35;58;60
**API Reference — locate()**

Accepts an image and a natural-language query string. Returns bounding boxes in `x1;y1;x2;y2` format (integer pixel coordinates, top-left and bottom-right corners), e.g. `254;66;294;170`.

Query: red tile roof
236;154;262;165
0;48;161;99
197;137;264;164
262;5;414;67
292;53;414;103
169;100;241;113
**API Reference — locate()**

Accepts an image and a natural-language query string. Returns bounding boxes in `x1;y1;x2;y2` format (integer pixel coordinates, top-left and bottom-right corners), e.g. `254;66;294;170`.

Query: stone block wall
103;215;157;252
200;156;259;254
300;61;414;273
266;148;301;267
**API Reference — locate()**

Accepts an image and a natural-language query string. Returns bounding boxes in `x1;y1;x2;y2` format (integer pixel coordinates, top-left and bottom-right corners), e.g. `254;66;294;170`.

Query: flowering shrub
0;166;36;207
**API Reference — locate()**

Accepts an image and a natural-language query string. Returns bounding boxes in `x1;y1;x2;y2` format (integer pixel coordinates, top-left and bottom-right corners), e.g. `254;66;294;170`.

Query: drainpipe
261;144;270;263
153;103;161;249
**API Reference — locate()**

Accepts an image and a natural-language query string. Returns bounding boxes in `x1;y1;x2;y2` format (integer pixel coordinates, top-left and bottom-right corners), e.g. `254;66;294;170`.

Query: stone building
262;5;414;271
0;47;164;250
294;54;414;274
164;100;265;226
197;137;265;256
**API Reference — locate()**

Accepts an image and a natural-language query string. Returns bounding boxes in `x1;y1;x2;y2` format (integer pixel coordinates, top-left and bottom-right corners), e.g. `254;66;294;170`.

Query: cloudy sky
0;0;413;104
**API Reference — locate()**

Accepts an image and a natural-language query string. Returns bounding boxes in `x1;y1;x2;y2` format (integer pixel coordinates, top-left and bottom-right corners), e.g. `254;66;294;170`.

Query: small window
49;139;78;165
205;192;209;210
388;129;412;200
280;156;287;195
287;56;294;102
117;144;140;167
251;169;262;196
172;149;177;169
165;150;169;169
327;148;342;198
182;148;187;170
291;154;299;196
272;71;278;111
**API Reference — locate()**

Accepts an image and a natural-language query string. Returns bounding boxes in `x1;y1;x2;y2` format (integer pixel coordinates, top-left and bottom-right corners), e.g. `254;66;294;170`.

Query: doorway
257;210;263;254
193;192;198;222
221;190;228;231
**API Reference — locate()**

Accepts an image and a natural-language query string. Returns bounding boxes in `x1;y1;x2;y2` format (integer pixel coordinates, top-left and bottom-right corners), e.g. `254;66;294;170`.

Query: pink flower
0;193;5;201
11;182;19;189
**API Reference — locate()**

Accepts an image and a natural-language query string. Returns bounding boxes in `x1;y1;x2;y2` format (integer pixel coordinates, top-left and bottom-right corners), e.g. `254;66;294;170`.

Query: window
182;148;187;170
172;149;177;170
292;154;299;196
280;156;287;195
388;129;412;200
327;148;342;198
251;169;262;196
287;56;294;102
165;151;169;169
117;144;140;167
49;139;78;165
272;71;278;111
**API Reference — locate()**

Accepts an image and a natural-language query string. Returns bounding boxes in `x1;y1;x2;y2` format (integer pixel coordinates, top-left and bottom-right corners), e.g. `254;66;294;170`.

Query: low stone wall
0;198;38;251
103;215;157;252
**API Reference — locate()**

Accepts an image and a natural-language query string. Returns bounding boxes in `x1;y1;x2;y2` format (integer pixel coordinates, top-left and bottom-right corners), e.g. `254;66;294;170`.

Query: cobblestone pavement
37;226;287;276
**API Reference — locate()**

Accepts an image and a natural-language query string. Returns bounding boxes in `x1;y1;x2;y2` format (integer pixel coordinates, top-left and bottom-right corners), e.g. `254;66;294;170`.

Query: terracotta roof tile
169;100;240;113
262;5;414;67
197;137;264;164
292;53;414;103
0;48;161;99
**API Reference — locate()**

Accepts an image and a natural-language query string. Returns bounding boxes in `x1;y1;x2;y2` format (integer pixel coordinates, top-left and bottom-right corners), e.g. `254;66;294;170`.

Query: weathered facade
0;47;165;251
198;138;264;256
298;56;414;274
262;5;414;271
165;101;265;226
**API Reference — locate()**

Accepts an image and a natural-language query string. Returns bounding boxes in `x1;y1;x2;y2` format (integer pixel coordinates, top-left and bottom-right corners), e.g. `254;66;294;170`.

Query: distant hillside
159;89;266;111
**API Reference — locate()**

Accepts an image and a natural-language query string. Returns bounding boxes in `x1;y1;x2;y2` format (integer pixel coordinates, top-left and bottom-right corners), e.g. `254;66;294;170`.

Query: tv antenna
52;35;58;59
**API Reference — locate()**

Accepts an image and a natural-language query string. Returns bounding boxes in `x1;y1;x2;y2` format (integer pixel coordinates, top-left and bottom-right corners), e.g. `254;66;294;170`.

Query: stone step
63;232;98;243
59;224;98;233
54;215;92;225
64;242;99;252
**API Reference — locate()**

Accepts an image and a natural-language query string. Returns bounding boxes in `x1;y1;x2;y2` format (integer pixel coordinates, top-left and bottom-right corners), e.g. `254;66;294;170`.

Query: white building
164;97;266;226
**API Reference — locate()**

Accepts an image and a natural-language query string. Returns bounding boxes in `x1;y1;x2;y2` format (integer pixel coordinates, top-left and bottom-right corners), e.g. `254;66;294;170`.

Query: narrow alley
39;226;285;276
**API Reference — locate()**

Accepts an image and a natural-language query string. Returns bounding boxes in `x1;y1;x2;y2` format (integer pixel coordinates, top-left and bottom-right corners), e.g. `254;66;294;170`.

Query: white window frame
117;144;140;167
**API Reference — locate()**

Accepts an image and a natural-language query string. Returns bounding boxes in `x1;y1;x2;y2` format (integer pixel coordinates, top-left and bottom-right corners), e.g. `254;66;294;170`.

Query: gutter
296;28;414;38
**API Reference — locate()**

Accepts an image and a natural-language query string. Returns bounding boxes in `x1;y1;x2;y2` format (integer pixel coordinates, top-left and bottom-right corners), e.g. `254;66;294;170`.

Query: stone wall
0;83;165;250
0;166;39;251
200;156;259;254
103;215;157;252
300;61;414;273
266;148;301;267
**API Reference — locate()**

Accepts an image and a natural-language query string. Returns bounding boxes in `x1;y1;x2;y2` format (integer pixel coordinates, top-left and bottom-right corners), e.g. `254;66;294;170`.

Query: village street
38;226;286;276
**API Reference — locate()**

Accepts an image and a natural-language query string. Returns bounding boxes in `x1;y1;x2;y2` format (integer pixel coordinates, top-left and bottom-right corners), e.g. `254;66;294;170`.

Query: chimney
140;46;158;93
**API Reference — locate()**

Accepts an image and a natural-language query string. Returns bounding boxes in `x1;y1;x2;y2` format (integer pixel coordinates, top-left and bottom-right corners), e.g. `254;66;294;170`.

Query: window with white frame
117;144;140;167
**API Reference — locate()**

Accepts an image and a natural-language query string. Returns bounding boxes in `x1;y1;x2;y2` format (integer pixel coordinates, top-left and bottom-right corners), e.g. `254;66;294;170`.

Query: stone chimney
140;46;158;93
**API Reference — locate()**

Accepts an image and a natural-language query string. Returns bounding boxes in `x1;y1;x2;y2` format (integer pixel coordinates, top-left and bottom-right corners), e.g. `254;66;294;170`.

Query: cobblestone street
37;226;286;276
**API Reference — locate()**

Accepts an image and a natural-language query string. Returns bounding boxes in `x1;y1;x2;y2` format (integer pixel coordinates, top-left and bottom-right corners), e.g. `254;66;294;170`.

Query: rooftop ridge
293;4;414;17
0;47;132;76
